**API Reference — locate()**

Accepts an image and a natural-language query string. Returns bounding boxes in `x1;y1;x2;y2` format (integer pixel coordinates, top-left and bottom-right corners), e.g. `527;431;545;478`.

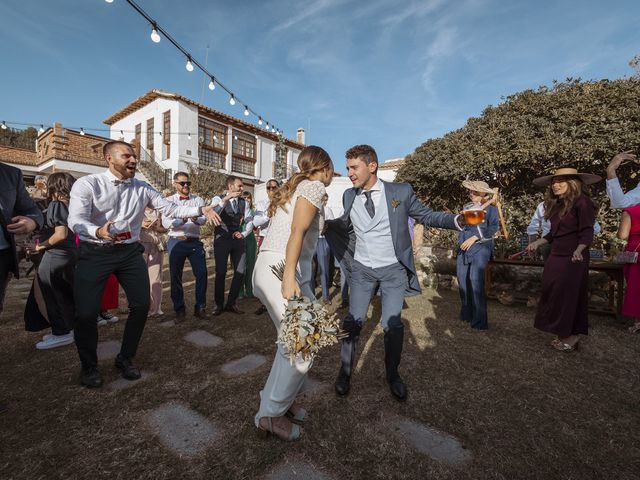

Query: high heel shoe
285;407;307;425
257;417;303;441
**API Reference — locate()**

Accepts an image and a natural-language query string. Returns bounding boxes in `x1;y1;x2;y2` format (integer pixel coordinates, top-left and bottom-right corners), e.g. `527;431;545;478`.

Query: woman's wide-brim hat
462;180;495;194
532;167;602;187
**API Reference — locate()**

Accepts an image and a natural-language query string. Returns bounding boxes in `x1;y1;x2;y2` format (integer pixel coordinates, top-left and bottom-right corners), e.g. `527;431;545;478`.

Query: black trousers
0;248;13;317
73;242;150;371
213;235;245;308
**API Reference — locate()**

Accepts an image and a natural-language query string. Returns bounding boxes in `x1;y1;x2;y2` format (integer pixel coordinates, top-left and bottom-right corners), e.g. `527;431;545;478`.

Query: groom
325;144;463;401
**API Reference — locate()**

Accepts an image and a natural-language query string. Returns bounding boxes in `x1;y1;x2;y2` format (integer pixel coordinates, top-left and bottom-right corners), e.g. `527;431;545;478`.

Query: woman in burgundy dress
527;168;601;351
617;205;640;333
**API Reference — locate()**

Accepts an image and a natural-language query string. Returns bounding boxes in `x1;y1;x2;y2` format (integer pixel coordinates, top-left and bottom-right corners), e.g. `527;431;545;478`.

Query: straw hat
462;180;495;194
532;167;601;187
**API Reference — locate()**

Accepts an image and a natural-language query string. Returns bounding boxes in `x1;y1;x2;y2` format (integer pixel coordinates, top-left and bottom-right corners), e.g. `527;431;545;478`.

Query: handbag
613;243;640;264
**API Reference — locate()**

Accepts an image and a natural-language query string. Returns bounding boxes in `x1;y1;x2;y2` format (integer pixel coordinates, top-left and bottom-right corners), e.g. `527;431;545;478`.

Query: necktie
231;198;237;213
363;191;375;218
179;196;189;200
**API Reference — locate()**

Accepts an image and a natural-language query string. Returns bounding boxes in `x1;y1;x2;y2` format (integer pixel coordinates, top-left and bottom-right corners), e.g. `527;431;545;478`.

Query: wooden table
486;258;625;317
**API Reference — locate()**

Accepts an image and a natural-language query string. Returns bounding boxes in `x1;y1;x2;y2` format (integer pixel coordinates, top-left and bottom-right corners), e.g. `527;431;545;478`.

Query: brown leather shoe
175;310;186;323
254;304;267;315
212;306;223;317
194;307;208;319
225;303;244;314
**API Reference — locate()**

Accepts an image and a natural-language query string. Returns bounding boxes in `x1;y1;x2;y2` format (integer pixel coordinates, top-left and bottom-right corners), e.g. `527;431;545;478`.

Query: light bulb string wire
121;0;279;134
0;120;285;139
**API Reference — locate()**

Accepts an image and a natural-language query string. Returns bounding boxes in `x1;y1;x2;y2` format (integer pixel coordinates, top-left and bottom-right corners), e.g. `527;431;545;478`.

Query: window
232;130;256;176
146;118;154;151
163;110;170;159
134;123;141;152
198;117;227;169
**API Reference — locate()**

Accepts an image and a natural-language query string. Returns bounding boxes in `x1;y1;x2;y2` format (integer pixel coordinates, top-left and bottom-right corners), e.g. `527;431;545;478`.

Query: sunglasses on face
175;181;191;187
266;185;277;190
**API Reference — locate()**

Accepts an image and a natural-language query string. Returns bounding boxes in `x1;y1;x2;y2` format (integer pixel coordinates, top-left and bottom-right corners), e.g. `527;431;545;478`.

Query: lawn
1;263;638;480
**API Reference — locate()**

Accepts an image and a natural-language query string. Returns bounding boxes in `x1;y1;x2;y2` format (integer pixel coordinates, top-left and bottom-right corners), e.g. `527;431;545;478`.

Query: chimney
296;128;305;145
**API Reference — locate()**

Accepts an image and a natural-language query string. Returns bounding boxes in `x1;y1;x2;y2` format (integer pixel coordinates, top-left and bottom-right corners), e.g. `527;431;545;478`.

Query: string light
38;125;44;134
187;132;191;140
80;128;85;136
150;24;161;43
107;0;284;139
1;121;6;130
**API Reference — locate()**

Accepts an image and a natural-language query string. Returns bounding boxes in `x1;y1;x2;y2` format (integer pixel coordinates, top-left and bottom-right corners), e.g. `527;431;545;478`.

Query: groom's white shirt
351;179;398;268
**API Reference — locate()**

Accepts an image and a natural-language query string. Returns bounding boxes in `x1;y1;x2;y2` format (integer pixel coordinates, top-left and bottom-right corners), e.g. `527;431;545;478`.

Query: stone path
221;354;267;377
108;371;153;390
145;403;220;458
184;330;223;348
300;376;329;398
264;459;334;480
390;417;472;466
96;340;120;361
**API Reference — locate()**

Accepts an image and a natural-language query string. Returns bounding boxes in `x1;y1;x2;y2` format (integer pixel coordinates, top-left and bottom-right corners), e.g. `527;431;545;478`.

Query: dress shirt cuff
88;225;100;240
454;214;464;231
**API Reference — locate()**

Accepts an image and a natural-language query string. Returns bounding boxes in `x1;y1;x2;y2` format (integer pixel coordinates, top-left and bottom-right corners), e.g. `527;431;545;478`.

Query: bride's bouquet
270;261;346;364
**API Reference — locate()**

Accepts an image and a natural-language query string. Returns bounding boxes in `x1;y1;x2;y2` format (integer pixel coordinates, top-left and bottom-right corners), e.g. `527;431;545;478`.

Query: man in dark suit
0;162;44;413
211;175;254;316
325;145;463;401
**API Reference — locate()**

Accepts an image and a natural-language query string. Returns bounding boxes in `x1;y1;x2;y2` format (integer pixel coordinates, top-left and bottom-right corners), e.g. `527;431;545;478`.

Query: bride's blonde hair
268;146;332;217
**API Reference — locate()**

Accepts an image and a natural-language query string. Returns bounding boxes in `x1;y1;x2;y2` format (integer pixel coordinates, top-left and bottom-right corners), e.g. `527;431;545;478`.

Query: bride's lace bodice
261;179;326;258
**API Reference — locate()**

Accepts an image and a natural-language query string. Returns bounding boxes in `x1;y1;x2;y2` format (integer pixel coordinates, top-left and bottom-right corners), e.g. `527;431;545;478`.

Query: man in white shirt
210;175;254;316
68;141;221;388
162;172;208;321
252;178;279;315
606;151;639;208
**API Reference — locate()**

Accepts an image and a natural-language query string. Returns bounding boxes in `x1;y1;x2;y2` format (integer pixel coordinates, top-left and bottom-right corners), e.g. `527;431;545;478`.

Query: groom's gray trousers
340;260;407;380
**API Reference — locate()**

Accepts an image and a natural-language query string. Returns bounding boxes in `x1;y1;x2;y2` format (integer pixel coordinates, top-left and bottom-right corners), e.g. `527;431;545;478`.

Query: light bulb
213;135;217;141
208;78;215;91
1;121;6;130
185;57;194;72
271;127;275;133
229;94;236;106
234;135;238;140
258;117;262;126
105;0;114;3
150;27;161;43
265;123;269;130
187;133;191;140
38;125;44;134
244;106;249;116
80;128;85;136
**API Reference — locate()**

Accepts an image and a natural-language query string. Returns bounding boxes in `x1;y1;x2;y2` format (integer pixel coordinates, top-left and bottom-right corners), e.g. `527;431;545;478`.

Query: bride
252;146;334;441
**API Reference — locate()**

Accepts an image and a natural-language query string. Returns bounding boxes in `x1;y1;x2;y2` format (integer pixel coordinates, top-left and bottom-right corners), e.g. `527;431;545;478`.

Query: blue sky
1;0;638;173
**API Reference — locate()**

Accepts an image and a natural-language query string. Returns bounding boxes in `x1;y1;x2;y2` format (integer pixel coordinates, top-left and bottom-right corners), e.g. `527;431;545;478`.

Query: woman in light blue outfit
456;180;499;330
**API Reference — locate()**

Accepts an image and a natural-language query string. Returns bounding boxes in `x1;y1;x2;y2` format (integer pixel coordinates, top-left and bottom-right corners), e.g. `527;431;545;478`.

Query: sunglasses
266;185;278;190
175;181;192;186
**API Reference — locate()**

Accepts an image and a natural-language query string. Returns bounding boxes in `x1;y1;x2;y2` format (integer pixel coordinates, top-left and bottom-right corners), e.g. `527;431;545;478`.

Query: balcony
231;156;255;176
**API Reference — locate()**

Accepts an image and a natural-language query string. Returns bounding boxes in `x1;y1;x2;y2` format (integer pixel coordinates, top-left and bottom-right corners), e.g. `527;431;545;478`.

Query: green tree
396;78;640;255
0;126;38;150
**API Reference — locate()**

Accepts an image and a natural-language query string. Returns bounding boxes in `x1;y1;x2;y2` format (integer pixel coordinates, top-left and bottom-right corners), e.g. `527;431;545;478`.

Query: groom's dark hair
346;144;378;173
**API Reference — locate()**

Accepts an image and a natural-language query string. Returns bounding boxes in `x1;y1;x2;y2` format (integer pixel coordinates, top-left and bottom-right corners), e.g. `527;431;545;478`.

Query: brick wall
36;123;108;167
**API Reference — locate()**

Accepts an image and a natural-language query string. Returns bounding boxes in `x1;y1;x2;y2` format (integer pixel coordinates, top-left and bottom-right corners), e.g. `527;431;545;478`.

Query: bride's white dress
252;179;326;425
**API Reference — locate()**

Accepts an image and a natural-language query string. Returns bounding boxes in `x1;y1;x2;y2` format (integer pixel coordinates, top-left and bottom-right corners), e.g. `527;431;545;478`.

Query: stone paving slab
108;371;153;390
221;354;267;377
300;377;329;397
159;320;175;328
97;340;121;361
184;330;223;348
145;402;220;458
264;459;334;480
390;417;472;466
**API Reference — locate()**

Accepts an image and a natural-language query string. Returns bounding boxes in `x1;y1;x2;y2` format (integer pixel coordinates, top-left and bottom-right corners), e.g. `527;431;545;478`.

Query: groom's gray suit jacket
325;180;458;297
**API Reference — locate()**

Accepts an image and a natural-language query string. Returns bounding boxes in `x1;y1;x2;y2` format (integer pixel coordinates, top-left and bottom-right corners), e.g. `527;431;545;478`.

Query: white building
377;157;406;182
104;89;305;190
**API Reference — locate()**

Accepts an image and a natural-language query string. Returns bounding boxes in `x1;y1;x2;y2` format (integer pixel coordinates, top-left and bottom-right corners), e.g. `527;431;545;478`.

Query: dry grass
1;264;639;479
